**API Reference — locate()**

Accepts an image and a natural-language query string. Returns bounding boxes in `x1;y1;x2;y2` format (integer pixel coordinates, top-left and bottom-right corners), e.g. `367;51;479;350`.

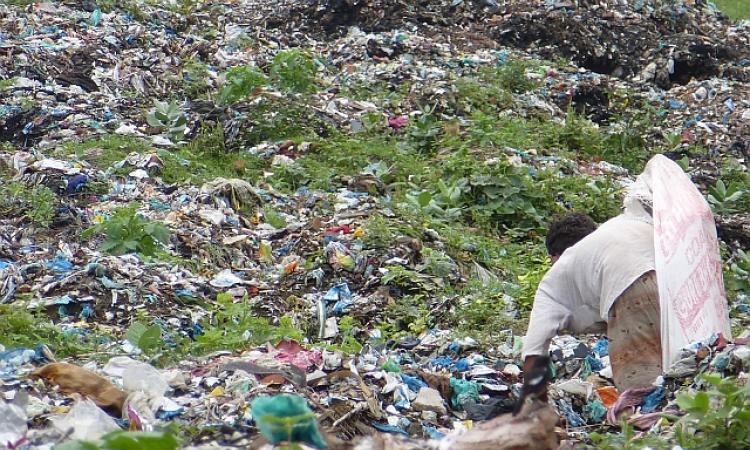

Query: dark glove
514;355;552;416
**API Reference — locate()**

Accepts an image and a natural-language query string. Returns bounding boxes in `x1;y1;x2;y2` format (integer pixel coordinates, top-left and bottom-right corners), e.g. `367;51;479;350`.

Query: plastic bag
104;356;168;401
250;394;327;449
51;398;120;440
635;155;732;368
0;401;27;447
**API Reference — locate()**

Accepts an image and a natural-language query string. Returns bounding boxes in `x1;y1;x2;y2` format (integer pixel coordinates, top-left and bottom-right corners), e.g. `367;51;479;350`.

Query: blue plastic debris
371;422;409;435
641;387;666;413
454;358;470;372
100;277;124;289
397;417;411;430
430;357;453;368
79;303;94;319
423;426;445;439
585;354;603;371
450;378;479;410
580;354;602;379
495;49;509;64
401;374;427;393
668;99;686;109
66;174;89;195
711;353;730;371
156;408;185;420
0;348;37;366
174;288;196;300
54;295;75;305
47;255;73;275
394;384;410;410
593;337;609;357
558;399;586;427
583;399;606;423
323;283;354;315
149;199;171;211
251;394;327;449
89;8;102;26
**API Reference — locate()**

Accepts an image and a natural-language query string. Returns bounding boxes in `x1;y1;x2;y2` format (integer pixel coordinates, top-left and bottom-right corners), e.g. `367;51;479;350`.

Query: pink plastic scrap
606;387;654;425
273;340;322;370
388;116;408;129
628;411;664;430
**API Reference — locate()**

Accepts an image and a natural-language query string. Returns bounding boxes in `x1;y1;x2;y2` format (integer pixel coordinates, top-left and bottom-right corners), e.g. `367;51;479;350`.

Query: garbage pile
0;0;749;449
492;0;750;88
3;329;749;448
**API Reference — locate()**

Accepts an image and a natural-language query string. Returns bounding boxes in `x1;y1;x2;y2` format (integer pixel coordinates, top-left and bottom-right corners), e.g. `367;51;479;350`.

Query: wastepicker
522;154;732;394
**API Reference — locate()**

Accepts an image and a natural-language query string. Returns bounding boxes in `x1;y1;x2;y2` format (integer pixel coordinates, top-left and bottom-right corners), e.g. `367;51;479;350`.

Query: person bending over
522;211;661;393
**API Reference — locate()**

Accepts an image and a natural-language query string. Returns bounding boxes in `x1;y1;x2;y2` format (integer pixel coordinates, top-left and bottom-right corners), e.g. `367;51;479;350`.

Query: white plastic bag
51;398;119;441
0;401;27;447
636;155;732;368
103;356;168;416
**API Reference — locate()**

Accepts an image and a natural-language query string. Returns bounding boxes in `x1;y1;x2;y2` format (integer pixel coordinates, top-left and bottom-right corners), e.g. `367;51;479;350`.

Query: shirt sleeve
522;288;571;358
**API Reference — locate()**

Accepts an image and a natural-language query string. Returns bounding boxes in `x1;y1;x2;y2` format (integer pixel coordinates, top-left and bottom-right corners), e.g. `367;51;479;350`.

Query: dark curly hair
545;212;597;257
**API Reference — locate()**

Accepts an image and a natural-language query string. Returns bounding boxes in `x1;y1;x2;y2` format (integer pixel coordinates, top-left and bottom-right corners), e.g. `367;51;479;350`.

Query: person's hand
523;355;539;375
520;355;550;406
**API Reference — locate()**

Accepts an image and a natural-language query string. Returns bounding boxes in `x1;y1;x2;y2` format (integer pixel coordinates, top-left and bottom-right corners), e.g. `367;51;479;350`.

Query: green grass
58;132;265;186
0;305;113;358
0;77;16;90
715;0;750;19
60;135;150;169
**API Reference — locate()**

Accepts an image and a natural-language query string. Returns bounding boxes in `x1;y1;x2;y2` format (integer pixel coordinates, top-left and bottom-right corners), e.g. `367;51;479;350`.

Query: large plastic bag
51;398;120;441
630;155;731;368
0;401;27;447
250;394;327;449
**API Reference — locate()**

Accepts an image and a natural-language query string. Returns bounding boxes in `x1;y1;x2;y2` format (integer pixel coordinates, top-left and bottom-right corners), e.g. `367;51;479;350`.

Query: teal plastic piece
251;394;327;449
449;377;480;410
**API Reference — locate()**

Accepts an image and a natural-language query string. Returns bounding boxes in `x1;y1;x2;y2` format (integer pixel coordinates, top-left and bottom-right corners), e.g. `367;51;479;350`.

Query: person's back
523;212;661;391
541;214;655;322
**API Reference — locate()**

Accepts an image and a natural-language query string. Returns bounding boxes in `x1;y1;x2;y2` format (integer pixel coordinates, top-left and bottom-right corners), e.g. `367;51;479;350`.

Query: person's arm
521;292;570;400
522;294;570;359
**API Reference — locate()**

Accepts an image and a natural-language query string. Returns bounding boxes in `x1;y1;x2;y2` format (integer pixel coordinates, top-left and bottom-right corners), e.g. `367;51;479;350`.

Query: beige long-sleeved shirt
522;214;655;358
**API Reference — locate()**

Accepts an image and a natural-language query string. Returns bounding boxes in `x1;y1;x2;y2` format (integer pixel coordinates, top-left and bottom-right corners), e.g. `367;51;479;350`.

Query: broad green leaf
100;239;121;252
102;431;179;450
125;322;147;346
417;191;432;208
146;111;163;127
691;391;710;413
725;191;744;203
154;111;169;123
149;225;170;244
138;325;162;352
54;440;100;450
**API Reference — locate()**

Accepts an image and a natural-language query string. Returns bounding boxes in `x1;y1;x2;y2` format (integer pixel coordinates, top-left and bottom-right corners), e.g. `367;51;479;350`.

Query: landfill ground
1;0;750;449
